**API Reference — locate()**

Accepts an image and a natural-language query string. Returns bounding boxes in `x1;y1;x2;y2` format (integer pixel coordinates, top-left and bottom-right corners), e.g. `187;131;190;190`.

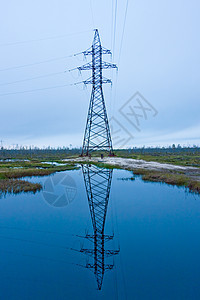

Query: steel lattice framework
80;164;119;290
78;29;117;156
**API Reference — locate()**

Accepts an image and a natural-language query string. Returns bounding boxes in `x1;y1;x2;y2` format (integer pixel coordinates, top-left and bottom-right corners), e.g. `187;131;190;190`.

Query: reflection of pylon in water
61;175;77;203
80;164;119;290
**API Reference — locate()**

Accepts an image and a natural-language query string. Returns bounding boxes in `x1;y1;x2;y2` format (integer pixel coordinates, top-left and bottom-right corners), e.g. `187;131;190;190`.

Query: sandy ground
65;157;200;182
66;156;199;171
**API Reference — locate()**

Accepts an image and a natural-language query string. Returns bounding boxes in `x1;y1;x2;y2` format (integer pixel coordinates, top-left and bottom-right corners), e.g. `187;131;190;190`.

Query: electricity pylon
79;164;119;290
74;29;117;156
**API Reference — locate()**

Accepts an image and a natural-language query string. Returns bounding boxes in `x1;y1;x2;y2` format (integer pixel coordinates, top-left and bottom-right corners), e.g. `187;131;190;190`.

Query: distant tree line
0;144;199;160
0;147;81;160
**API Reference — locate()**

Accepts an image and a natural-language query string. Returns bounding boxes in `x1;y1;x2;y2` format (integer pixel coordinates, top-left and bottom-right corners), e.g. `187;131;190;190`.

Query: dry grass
0;179;42;195
133;169;200;194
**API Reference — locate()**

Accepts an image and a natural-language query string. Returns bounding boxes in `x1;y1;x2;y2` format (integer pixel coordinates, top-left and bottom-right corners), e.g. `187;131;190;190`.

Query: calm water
0;165;200;300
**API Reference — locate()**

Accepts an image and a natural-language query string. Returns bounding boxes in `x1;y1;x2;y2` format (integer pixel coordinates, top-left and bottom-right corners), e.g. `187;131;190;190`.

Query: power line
0;83;73;97
109;0;115;118
113;0;129;112
0;71;65;86
111;0;118;120
112;0;118;59
0;30;92;47
90;0;95;29
0;54;80;72
111;0;114;49
118;0;129;66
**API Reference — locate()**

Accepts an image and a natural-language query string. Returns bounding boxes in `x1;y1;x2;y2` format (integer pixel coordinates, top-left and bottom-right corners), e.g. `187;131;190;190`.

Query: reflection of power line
77;164;119;290
0;248;73;266
0;234;71;250
0;275;95;291
0;225;73;237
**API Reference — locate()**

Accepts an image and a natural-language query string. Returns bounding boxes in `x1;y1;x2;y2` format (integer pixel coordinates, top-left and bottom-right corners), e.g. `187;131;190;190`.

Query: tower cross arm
77;62;93;71
77;61;117;72
102;62;118;70
86;263;114;270
83;77;112;85
83;46;112;56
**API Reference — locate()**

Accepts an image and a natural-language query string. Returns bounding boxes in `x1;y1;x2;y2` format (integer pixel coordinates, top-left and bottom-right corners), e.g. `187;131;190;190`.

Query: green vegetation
0;147;200;195
0;160;78;195
0;147;200;168
2;165;78;179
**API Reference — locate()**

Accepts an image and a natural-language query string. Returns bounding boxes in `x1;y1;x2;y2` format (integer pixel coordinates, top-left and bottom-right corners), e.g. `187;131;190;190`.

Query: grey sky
0;0;199;148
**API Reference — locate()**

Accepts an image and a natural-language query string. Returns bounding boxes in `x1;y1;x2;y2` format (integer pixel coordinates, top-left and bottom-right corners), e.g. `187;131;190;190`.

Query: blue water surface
0;166;199;300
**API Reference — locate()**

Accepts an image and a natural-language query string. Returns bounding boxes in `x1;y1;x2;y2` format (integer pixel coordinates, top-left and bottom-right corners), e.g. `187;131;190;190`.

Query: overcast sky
0;0;199;148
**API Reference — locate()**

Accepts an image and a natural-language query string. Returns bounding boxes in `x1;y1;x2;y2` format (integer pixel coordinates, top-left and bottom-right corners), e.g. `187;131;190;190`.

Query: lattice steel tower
77;29;117;156
79;164;119;290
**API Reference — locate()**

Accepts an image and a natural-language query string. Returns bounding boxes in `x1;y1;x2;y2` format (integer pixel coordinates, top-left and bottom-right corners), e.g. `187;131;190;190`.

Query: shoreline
65;157;200;194
1;157;200;195
0;162;78;195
